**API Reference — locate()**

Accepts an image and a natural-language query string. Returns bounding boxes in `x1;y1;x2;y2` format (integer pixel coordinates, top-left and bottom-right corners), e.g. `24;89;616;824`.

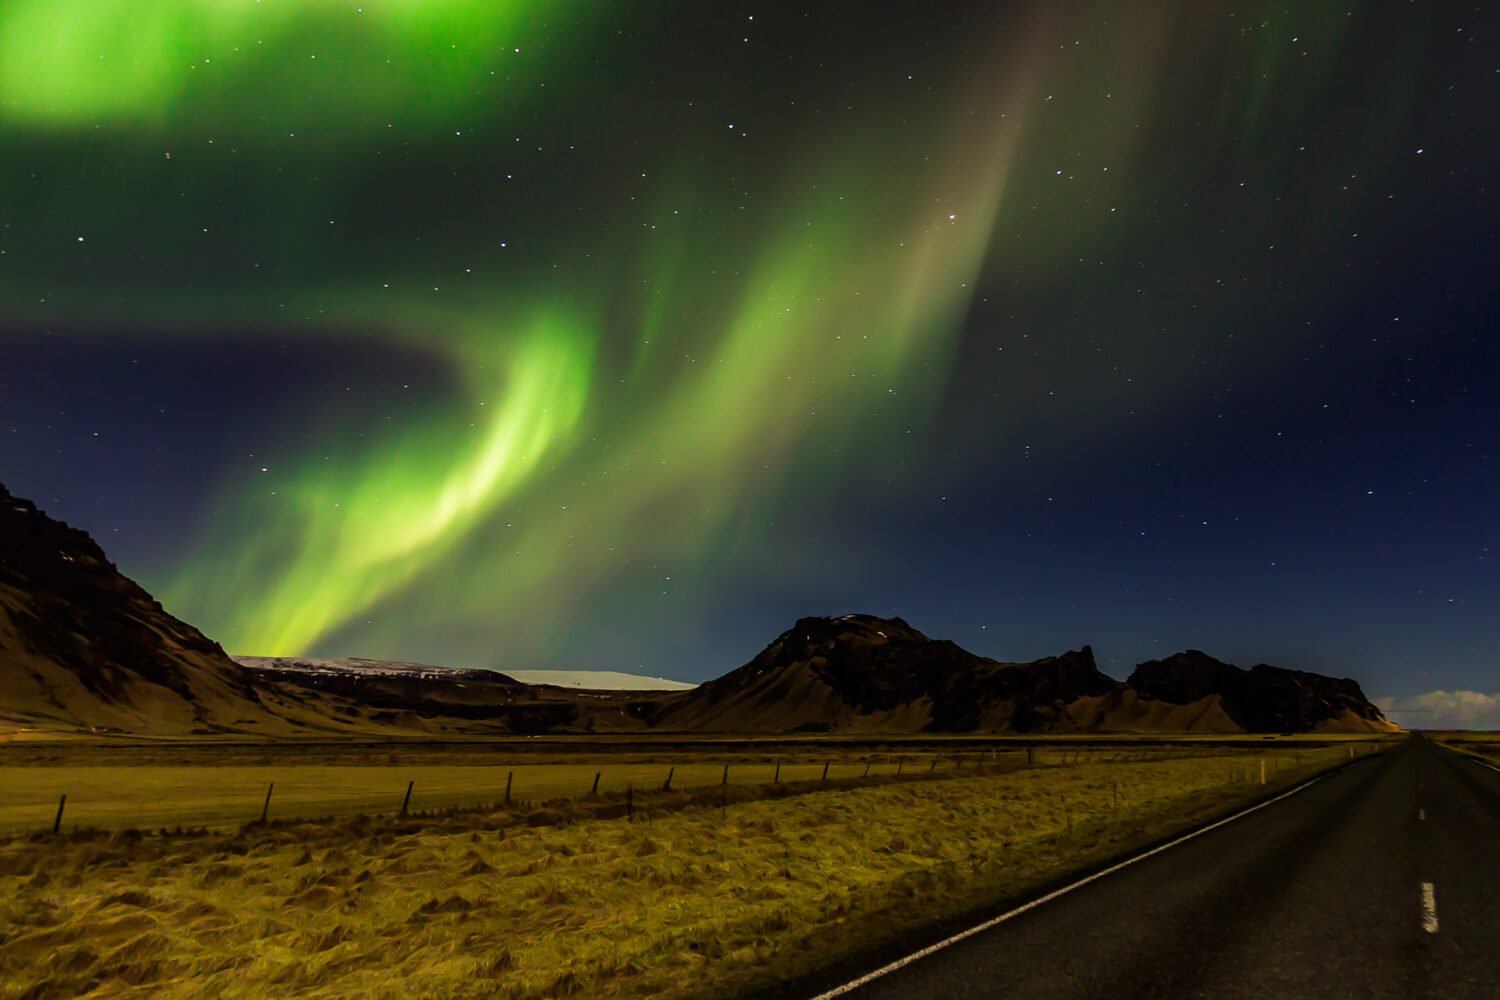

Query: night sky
2;1;1496;727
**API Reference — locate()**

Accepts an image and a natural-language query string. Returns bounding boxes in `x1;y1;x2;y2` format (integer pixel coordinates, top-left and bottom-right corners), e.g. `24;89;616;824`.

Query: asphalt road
816;736;1500;999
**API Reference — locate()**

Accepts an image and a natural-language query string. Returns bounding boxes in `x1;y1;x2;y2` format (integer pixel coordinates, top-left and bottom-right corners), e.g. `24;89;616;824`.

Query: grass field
0;736;1370;836
0;736;1397;1000
0;761;869;835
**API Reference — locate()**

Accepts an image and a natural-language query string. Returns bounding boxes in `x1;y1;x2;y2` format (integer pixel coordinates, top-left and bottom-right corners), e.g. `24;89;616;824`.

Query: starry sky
1;1;1495;726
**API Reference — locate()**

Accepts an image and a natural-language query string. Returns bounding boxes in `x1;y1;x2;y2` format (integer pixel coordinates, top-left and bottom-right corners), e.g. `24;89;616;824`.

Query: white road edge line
807;768;1341;1000
1421;882;1438;933
1446;746;1500;779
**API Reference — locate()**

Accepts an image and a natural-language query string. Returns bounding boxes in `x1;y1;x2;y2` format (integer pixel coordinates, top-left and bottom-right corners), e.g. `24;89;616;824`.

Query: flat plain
0;735;1397;1000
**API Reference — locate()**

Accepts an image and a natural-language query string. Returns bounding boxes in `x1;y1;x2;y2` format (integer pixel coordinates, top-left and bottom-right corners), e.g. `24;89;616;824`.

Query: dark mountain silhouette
650;614;1120;733
649;615;1398;734
1128;649;1398;733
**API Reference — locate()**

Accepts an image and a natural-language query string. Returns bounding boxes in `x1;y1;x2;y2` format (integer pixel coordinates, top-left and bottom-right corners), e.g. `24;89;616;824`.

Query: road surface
814;736;1500;999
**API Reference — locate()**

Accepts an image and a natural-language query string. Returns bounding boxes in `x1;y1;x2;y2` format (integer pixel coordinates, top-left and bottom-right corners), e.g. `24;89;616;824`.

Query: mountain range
645;614;1395;735
0;482;1398;737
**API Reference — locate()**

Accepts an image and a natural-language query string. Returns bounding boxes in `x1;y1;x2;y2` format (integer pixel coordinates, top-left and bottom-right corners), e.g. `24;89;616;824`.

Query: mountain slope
0;483;295;735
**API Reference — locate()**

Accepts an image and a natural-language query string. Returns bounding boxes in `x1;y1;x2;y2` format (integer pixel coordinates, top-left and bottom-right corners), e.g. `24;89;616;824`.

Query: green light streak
167;96;1019;655
0;0;580;129
299;62;1033;657
166;320;594;654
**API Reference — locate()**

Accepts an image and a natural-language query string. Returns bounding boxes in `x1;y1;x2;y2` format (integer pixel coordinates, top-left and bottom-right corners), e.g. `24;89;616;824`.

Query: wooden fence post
401;780;414;816
821;761;830;782
896;758;903;776
592;772;601;795
260;782;274;824
52;794;66;835
773;761;781;783
663;767;674;791
930;755;939;772
863;761;871;777
722;763;730;784
505;771;513;804
1027;747;1033;765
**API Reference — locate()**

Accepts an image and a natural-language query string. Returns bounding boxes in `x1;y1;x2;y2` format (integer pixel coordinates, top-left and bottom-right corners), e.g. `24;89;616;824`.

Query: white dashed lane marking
1421;882;1438;934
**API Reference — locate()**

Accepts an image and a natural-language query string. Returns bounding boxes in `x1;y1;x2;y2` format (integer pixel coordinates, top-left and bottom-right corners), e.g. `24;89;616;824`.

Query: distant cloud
1375;690;1500;731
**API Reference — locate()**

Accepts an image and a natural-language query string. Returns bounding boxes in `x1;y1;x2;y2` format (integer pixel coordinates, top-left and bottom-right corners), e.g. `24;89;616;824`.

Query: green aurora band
186;324;595;655
0;1;1416;662
0;0;582;130
167;81;1028;655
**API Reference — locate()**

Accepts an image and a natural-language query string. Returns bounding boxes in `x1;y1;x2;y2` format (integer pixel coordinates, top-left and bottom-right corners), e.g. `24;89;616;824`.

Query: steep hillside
1128;650;1400;733
0;483;295;735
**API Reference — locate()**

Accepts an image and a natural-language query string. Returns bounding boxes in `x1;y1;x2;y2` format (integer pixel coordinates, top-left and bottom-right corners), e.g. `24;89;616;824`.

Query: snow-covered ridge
233;656;696;691
503;670;697;691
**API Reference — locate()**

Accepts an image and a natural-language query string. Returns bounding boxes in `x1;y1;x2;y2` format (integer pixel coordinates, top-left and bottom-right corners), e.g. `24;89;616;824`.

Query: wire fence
1;741;1388;837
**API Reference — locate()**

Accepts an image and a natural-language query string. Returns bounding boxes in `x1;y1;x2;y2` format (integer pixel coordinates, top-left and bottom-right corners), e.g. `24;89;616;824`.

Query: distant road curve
805;736;1500;1000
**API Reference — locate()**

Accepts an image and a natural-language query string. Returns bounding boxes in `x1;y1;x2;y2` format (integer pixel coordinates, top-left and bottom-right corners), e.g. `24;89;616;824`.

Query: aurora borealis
2;1;1496;724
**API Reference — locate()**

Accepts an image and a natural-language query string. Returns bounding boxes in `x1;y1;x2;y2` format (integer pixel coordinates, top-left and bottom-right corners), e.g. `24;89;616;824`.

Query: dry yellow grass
0;741;1392;1000
0;744;1233;835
